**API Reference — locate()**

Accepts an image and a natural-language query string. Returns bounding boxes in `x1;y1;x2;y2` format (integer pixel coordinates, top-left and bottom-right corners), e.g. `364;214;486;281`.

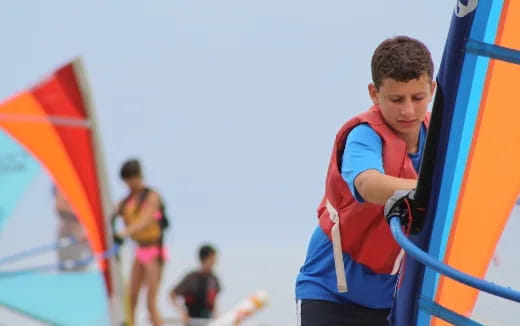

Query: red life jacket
318;105;430;290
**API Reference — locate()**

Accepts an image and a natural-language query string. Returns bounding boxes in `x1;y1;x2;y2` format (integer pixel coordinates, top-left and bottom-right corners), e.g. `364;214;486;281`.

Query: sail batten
466;40;520;64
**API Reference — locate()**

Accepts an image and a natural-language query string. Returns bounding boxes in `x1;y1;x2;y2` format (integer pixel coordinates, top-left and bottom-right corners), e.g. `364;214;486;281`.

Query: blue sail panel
0;272;110;326
0;129;40;232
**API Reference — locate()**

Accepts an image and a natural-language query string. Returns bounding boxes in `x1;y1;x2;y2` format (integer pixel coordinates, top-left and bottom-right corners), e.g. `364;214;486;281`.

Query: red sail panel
0;61;113;295
31;65;108;260
0;92;103;255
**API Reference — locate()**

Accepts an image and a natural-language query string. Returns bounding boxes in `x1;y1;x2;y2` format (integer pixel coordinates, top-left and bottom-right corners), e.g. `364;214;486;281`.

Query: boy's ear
427;81;437;103
368;83;380;105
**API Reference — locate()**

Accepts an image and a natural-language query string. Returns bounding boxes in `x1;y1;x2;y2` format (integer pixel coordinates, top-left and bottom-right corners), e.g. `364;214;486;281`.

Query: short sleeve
341;124;384;202
174;272;196;296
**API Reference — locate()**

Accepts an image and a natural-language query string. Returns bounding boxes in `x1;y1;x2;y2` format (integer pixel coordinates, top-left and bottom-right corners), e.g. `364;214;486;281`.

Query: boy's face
368;74;436;138
123;176;143;192
201;253;217;272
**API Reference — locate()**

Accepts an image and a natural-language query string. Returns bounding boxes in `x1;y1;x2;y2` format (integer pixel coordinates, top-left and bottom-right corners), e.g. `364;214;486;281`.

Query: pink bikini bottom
135;246;169;265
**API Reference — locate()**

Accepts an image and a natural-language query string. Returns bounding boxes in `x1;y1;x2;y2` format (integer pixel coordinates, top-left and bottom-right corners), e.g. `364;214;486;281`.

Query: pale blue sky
0;1;456;324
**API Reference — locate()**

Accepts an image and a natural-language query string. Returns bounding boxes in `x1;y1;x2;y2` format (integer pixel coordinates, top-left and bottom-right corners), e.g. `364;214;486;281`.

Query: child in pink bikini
115;159;168;326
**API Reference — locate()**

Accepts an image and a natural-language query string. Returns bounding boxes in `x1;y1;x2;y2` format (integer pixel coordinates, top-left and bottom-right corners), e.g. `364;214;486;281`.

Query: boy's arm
354;170;416;206
212;299;218;318
169;290;189;325
342;124;417;206
170;273;196;324
212;277;221;318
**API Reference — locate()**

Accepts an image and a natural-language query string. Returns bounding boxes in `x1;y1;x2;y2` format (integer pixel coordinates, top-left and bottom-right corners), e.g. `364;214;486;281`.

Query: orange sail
0;59;125;325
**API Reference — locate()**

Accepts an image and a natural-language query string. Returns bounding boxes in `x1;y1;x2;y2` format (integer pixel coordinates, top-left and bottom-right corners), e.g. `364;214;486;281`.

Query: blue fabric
341;124;384;202
0;272;110;326
295;123;426;309
296;227;397;308
0;130;41;232
342;124;426;202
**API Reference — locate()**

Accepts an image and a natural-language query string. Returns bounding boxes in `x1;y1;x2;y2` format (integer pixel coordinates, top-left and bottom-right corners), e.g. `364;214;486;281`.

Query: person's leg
299;299;348;326
298;299;389;326
129;257;145;326
344;302;390;326
144;256;164;326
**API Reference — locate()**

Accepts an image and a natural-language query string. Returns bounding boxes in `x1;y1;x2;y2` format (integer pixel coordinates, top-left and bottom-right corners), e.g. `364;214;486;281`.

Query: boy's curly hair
371;36;434;89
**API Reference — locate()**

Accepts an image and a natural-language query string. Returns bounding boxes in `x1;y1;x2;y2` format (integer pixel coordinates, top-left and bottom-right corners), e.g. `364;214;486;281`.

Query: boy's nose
401;99;414;115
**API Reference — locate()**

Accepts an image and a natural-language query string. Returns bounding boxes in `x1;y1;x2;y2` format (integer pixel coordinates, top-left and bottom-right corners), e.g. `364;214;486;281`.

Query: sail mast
73;58;126;326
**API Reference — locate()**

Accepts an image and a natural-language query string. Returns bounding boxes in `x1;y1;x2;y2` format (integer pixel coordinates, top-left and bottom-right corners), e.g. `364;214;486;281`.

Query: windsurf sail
0;59;125;325
390;1;520;325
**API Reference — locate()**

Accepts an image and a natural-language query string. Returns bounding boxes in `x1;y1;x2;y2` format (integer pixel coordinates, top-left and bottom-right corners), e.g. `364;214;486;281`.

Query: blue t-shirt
295;123;426;308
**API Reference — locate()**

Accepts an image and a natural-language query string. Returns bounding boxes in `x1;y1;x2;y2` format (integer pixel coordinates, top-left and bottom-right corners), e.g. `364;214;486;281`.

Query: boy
170;244;221;326
295;36;436;325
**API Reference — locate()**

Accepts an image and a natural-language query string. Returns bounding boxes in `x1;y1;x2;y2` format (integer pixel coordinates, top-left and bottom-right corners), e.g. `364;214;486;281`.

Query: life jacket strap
326;200;348;293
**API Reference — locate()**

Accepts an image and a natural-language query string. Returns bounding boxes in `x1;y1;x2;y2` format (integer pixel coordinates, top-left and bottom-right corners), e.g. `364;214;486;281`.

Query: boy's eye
391;98;403;103
413;96;425;101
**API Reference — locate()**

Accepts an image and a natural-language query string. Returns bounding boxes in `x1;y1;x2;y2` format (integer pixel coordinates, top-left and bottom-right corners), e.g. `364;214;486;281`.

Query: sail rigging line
0;236;80;266
0;243;120;278
388;216;520;303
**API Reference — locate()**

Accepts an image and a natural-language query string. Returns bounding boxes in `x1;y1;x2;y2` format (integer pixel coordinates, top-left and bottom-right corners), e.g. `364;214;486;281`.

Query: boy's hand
384;189;426;234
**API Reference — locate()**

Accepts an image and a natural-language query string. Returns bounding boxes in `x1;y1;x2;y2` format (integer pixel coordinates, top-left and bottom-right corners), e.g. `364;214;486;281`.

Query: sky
0;1;458;325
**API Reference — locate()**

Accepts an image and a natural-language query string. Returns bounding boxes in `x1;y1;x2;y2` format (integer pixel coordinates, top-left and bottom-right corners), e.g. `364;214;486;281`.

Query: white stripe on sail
0;114;91;128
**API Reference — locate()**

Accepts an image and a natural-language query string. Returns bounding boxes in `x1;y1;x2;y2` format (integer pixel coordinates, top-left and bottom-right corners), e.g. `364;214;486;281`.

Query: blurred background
0;1;455;325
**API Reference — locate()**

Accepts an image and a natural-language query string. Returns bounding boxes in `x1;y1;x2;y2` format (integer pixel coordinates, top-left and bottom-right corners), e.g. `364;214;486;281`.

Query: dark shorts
297;299;390;326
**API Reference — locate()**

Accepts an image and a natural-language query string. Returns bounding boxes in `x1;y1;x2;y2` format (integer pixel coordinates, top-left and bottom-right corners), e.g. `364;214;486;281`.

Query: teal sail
0;129;112;325
0;60;125;325
0;130;40;232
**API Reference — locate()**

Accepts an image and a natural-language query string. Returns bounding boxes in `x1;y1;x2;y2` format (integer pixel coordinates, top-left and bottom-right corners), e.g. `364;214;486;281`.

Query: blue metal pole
389;216;520;303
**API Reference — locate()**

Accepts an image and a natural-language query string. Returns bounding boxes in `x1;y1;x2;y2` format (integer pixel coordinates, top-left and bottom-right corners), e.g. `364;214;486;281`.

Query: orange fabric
0;92;103;257
433;1;520;323
121;197;162;244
